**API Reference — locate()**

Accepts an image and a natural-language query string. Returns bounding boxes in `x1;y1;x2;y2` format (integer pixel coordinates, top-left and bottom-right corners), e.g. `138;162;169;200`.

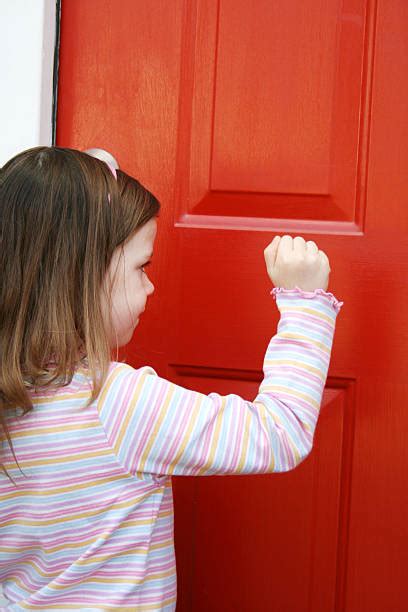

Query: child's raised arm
97;236;343;477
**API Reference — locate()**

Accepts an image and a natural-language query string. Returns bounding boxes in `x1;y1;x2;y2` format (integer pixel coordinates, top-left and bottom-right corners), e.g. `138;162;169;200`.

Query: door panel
57;0;408;610
172;377;352;612
176;0;371;226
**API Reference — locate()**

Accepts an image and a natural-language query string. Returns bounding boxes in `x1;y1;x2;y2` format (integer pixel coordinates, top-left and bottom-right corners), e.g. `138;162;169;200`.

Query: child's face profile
101;218;157;348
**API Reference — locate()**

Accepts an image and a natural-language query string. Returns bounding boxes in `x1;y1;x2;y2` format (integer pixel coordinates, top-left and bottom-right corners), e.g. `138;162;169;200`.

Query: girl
0;146;343;611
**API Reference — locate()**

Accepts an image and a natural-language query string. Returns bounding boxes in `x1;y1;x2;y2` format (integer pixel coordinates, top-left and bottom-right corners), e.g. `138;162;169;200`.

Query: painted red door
57;1;408;610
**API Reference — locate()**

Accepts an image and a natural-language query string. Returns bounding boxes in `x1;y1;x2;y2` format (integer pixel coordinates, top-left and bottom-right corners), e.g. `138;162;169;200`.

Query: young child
0;146;343;610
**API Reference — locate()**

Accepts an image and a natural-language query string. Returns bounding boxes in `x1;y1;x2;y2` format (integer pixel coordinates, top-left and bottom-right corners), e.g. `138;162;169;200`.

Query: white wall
0;2;56;603
0;0;56;166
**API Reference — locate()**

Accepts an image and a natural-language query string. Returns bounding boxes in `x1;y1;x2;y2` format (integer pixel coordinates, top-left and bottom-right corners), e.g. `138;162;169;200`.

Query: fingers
279;235;294;251
293;237;319;254
266;235;322;265
264;234;330;291
264;235;281;268
293;236;306;253
306;241;319;253
274;236;319;252
319;249;331;272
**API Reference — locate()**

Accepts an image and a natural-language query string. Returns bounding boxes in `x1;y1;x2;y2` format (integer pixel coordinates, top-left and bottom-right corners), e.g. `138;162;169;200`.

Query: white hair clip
84;148;119;179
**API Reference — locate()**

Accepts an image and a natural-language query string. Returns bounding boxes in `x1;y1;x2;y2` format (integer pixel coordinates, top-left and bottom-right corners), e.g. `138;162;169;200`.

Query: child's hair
0;146;160;466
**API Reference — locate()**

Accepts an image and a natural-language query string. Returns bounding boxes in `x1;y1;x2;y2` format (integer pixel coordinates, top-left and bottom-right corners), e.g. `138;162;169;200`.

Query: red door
57;1;408;610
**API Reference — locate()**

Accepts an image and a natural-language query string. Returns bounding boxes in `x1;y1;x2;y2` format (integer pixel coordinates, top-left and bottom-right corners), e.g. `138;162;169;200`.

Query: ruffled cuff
271;286;344;314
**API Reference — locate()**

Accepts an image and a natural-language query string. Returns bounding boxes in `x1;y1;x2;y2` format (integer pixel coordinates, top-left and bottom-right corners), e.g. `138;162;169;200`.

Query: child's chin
126;320;140;341
110;325;138;349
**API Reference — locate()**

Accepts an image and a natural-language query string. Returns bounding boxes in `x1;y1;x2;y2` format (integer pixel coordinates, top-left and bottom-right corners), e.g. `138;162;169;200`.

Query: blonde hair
0;146;160;471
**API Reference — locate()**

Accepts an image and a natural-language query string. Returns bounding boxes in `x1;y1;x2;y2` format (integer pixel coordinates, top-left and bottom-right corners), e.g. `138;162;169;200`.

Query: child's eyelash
141;261;152;271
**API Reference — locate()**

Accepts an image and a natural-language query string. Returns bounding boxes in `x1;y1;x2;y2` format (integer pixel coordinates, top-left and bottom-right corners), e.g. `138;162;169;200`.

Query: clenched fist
264;235;331;292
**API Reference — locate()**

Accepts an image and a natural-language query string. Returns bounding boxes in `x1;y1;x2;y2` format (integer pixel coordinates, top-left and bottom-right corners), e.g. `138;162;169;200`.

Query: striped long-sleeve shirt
0;287;343;610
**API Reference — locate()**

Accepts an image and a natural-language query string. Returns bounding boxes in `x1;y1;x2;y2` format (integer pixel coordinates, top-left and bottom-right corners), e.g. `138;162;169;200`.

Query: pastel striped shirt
0;287;343;610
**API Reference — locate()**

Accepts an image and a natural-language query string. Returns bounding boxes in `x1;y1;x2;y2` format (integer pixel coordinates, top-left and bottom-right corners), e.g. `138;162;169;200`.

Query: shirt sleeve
97;287;344;477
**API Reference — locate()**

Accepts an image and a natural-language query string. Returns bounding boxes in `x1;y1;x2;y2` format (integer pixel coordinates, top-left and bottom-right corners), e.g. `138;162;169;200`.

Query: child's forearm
250;286;343;472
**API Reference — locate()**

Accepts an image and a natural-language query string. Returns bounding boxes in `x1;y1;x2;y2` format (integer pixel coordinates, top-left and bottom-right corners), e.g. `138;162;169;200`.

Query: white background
0;0;56;604
0;0;56;166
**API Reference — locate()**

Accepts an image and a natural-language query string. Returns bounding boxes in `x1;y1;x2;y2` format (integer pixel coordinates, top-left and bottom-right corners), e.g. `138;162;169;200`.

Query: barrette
84;148;119;179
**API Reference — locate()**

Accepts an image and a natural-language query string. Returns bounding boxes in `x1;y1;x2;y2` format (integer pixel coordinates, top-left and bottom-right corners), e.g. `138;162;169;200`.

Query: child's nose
145;276;155;296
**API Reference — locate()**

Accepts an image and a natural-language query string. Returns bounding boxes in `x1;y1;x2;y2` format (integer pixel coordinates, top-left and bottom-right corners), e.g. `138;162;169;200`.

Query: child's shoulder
94;362;159;417
105;361;158;387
